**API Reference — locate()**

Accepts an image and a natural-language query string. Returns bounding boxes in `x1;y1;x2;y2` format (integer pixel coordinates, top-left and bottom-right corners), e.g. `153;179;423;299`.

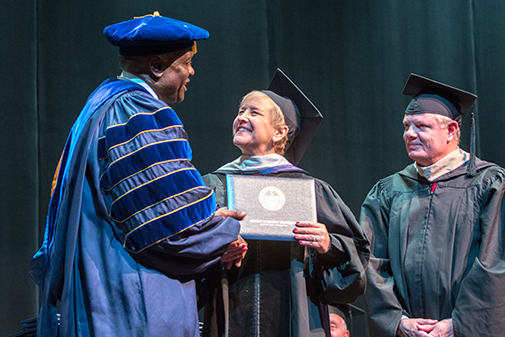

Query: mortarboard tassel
467;112;476;177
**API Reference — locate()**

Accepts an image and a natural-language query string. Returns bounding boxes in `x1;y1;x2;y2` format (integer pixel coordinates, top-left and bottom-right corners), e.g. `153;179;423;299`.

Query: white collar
415;148;469;181
117;71;158;99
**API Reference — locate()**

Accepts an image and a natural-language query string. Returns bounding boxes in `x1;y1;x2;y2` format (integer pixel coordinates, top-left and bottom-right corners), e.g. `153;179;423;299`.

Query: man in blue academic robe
30;12;244;337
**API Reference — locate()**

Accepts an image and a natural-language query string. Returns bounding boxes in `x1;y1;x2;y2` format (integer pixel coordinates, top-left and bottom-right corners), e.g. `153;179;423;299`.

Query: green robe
201;170;369;337
360;159;505;337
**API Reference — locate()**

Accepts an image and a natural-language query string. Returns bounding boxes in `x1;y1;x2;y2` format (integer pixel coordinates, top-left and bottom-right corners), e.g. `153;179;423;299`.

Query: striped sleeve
98;100;215;253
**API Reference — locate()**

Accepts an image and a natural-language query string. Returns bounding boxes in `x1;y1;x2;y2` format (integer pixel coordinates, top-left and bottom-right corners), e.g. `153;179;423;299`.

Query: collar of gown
415;148;469;182
215;154;293;174
117;71;159;99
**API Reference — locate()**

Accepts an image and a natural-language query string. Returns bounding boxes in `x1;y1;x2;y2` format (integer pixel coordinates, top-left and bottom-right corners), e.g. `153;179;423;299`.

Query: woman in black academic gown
200;70;369;337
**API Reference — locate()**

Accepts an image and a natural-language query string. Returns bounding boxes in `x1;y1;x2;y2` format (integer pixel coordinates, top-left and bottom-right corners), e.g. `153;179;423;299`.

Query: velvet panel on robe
360;159;505;337
200;169;369;337
30;79;240;336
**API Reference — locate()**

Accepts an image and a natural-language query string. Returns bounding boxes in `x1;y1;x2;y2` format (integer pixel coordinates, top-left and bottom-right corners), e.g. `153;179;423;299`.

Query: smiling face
232;93;287;156
403;113;459;166
152;48;195;104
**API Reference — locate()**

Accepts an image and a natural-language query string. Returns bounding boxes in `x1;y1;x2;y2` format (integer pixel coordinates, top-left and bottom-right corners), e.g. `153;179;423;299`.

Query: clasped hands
397;318;453;337
215;207;248;270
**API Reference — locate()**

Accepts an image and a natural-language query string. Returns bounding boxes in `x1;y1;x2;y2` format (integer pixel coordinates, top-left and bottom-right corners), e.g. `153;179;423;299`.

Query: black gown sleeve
359;181;404;337
310;179;370;304
452;169;505;336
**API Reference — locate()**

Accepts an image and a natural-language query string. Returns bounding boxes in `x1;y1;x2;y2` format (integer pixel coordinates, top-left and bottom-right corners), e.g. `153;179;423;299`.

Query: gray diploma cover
226;175;317;241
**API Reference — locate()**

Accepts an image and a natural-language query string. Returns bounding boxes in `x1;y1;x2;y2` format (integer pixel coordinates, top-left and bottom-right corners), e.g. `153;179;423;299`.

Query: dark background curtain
2;0;505;335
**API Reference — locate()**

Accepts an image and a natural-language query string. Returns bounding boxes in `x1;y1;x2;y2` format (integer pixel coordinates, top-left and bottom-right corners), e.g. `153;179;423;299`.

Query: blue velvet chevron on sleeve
98;100;215;253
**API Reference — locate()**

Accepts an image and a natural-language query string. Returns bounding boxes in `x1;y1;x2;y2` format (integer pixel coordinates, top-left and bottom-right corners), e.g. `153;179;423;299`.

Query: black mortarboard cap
329;304;346;319
402;73;478;177
262;68;323;166
104;12;209;56
402;73;477;120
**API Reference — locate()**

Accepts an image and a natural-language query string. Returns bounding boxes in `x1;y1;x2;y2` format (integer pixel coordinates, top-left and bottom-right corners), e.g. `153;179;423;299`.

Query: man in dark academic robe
29;13;244;337
360;74;505;337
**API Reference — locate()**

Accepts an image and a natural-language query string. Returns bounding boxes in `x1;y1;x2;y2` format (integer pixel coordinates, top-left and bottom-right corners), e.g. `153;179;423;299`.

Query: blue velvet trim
37;79;149;264
109;167;206;222
100;139;192;191
124;188;216;252
98;125;188;161
97;107;184;160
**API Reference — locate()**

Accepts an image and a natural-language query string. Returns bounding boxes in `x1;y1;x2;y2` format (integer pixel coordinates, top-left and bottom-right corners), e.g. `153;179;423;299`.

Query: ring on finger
312;236;316;242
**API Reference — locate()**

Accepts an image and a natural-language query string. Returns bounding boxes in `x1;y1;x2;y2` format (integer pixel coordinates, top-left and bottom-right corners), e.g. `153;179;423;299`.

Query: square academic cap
266;68;323;165
402;73;477;118
104;11;209;56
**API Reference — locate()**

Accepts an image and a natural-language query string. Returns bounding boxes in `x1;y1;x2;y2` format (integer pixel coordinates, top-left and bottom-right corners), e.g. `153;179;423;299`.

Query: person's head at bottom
330;311;350;337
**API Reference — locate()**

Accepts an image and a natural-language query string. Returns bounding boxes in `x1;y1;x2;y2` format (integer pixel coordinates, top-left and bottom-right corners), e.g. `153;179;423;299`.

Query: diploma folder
226;175;317;241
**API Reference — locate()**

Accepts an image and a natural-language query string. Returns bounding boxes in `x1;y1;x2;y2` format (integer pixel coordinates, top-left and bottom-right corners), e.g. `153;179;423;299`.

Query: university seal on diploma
226;175;317;241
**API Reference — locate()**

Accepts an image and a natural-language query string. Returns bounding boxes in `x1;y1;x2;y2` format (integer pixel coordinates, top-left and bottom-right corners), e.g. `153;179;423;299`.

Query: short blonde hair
239;91;289;155
434;114;461;144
